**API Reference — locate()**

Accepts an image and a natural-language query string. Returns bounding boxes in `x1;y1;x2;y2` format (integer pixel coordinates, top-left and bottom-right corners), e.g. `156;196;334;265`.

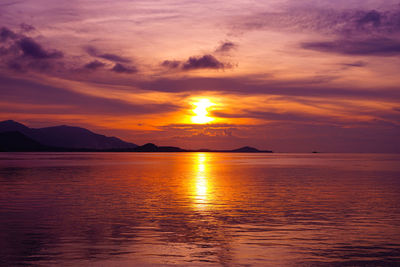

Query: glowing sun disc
191;99;214;124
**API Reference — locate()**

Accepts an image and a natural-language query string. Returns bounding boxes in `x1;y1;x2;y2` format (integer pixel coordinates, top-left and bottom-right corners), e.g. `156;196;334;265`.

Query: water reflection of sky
0;153;400;266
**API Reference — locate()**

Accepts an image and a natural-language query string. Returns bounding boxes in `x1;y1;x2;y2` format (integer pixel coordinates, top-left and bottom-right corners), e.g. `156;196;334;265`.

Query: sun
191;98;215;124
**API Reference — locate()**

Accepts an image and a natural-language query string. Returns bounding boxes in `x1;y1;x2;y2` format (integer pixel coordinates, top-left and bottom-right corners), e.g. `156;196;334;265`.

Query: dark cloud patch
85;46;98;56
7;61;24;72
111;63;137;74
0;27;18;42
358;10;381;27
182;54;224;70
215;41;236;53
85;46;131;63
26;60;57;72
18;37;63;59
302;38;400;56
99;53;130;63
5;56;61;73
162;55;227;71
84;60;105;70
0;46;8;56
0;28;64;73
342;61;367;67
19;23;35;32
161;60;181;69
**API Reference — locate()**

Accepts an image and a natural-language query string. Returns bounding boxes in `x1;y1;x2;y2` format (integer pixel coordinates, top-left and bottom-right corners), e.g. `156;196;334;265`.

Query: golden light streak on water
192;153;210;208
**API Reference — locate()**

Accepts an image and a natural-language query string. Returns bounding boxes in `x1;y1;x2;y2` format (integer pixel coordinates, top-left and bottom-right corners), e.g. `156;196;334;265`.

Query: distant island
0;120;273;153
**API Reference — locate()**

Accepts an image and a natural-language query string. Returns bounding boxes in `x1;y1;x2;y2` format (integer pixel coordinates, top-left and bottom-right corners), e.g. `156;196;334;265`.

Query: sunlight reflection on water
0;152;400;266
193;153;209;207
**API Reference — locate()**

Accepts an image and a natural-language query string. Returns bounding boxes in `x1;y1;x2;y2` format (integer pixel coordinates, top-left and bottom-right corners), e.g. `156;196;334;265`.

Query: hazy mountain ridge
0;120;273;152
0;120;137;150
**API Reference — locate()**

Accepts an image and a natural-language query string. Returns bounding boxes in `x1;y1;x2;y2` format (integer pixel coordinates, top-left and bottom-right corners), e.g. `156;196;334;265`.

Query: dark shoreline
0;148;274;153
0;132;273;153
0;122;273;153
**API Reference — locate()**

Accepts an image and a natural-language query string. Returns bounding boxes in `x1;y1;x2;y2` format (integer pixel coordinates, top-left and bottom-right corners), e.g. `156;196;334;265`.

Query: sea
0;152;399;266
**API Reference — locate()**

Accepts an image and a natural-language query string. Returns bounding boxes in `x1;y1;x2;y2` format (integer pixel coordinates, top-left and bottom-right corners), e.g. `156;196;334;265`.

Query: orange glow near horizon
191;98;215;124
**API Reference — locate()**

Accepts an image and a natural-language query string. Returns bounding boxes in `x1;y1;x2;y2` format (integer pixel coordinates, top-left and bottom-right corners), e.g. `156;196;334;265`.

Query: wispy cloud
85;46;131;63
135;76;400;102
302;38;400;56
0;74;178;115
231;7;400;36
215;41;237;53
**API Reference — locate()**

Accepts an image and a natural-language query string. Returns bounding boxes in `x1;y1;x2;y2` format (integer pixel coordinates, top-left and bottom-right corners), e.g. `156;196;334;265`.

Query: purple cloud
162;54;227;71
7;61;24;72
0;27;18;42
0;28;64;73
111;63;137;73
182;54;224;70
85;46;131;63
357;10;381;27
302;38;400;56
161;60;181;69
84;60;105;70
215;41;237;53
341;61;367;67
18;37;63;59
99;53;130;63
235;7;400;34
19;23;35;32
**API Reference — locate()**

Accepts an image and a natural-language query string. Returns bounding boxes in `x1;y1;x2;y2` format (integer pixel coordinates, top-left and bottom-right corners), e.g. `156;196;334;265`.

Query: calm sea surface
0;153;400;266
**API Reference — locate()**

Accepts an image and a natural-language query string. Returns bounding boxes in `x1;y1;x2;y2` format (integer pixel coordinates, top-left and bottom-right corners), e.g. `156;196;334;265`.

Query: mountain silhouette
231;146;262;152
0;120;273;152
0;120;137;150
134;143;159;152
193;146;272;153
0;131;49;151
131;143;186;152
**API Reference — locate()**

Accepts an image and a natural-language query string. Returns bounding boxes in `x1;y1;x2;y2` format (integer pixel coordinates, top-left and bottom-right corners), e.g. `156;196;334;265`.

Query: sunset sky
1;0;400;152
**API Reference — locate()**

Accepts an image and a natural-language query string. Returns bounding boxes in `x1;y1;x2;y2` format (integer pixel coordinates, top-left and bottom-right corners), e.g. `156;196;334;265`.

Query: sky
1;0;400;152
